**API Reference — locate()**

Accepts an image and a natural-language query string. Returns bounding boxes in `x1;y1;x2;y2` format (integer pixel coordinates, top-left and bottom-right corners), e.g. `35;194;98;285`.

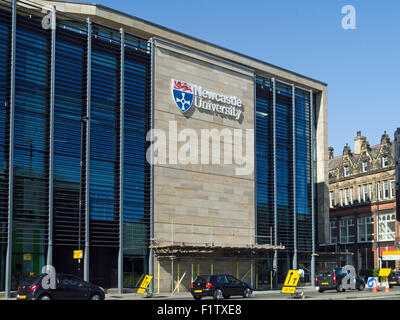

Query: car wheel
223;295;230;299
89;293;102;301
318;289;324;293
243;287;252;298
336;284;345;293
358;283;365;291
193;296;202;301
213;289;223;300
38;294;51;301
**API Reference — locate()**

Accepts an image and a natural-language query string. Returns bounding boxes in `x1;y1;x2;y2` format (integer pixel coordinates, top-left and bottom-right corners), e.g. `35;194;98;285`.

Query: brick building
322;131;399;273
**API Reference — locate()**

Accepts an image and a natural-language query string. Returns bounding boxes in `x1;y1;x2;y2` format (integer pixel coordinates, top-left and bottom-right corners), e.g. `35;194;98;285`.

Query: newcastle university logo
172;79;194;113
171;78;244;122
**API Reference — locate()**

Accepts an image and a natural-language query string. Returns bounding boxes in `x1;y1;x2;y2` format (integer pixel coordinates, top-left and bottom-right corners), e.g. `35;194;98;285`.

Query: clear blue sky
96;0;400;154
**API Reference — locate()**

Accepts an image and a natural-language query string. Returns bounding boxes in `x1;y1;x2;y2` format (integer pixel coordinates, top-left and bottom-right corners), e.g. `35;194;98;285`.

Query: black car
315;268;365;293
16;273;105;300
190;274;252;300
388;271;400;287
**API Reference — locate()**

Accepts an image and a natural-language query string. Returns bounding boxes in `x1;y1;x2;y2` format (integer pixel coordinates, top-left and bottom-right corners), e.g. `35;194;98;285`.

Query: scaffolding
150;220;285;294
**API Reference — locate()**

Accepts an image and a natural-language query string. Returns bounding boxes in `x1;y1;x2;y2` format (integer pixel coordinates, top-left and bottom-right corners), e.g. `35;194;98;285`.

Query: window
329;191;335;208
369;184;373;201
340;190;343;206
378;213;395;241
60;275;84;288
358;186;361;203
339;220;346;244
362;161;368;173
390;180;395;199
216;275;229;284
383;180;390;199
344;189;349;206
377;182;381;201
340;218;355;244
382;156;389;168
358;216;374;242
363;184;368;202
350;187;354;204
344;166;350;177
330;220;337;244
227;275;239;284
347;219;355;243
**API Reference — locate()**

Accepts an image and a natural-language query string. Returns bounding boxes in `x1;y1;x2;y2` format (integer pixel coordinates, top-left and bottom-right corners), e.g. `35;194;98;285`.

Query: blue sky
96;0;400;154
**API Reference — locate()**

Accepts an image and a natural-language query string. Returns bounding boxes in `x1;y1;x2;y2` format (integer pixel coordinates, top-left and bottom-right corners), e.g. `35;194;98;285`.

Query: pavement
104;286;400;300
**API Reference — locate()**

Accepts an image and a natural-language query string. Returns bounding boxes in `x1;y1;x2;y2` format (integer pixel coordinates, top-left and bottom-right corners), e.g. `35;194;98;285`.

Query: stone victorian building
323;131;398;272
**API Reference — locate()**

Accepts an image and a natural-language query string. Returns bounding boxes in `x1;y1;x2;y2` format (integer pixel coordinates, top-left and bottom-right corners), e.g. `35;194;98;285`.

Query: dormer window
362;161;368;173
382;156;389;168
344;166;350;177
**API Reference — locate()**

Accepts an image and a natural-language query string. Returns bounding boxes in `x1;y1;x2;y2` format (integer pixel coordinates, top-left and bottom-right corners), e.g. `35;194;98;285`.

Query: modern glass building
0;0;329;296
255;78;314;284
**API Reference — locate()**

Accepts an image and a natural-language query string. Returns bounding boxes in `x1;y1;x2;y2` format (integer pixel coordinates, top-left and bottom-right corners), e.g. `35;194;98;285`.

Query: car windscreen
334;268;352;276
193;275;209;283
21;274;42;286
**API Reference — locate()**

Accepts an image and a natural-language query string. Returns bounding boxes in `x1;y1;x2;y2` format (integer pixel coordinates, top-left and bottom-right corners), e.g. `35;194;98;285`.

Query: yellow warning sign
283;270;300;287
281;270;301;294
23;253;32;261
73;250;83;260
137;275;153;294
379;268;392;277
281;286;297;294
137;288;146;294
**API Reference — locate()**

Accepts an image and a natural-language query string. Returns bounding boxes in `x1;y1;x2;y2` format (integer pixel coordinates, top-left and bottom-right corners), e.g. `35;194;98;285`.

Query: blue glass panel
123;49;150;250
13;16;49;247
255;80;274;245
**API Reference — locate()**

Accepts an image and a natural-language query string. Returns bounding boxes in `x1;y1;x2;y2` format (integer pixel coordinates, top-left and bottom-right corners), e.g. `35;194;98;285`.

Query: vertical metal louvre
89;23;121;247
275;80;294;251
0;0;152;291
13;3;50;251
0;1;11;248
53;15;87;248
295;87;313;252
123;35;151;254
255;76;274;245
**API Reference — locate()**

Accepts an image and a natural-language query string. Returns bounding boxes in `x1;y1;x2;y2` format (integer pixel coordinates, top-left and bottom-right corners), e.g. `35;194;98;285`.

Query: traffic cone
385;278;390;292
372;278;379;292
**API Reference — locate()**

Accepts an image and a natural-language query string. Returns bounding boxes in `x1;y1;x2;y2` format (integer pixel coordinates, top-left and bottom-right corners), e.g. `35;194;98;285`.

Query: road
2;285;399;301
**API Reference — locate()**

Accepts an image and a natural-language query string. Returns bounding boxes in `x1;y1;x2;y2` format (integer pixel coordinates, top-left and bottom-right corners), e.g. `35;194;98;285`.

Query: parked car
190;274;252;300
388;271;400;287
16;273;105;300
315;267;365;293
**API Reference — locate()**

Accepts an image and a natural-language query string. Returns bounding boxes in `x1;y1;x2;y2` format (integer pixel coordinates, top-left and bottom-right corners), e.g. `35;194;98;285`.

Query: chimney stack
328;147;334;160
354;131;366;154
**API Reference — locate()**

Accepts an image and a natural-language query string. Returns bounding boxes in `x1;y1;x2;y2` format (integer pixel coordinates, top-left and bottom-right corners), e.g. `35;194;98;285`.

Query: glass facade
52;17;86;277
12;8;49;289
0;3;9;292
255;76;314;283
0;1;151;290
255;78;274;246
294;87;313;253
0;0;318;292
